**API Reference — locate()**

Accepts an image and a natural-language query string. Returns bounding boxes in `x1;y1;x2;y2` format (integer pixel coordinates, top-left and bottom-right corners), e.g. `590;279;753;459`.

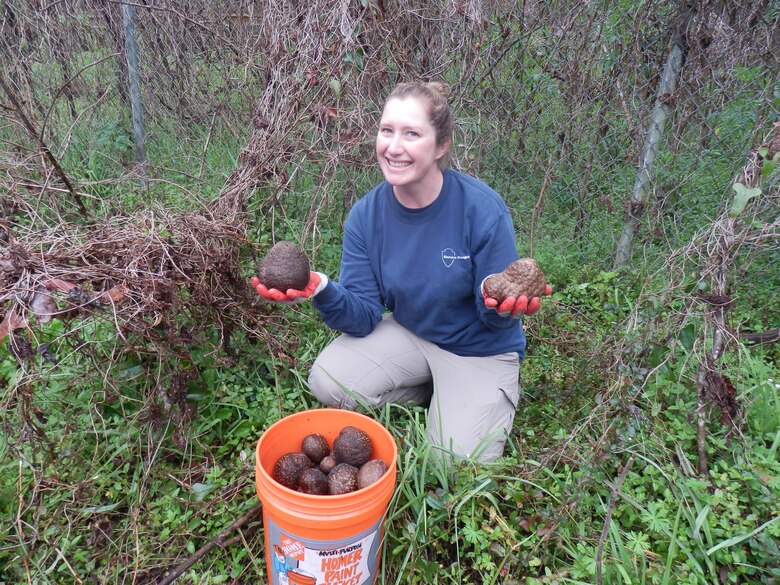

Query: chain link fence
2;1;774;249
1;7;776;318
2;0;778;419
1;2;778;399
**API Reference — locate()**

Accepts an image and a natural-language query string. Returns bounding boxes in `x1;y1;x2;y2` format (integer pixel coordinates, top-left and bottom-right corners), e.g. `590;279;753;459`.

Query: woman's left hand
483;284;553;318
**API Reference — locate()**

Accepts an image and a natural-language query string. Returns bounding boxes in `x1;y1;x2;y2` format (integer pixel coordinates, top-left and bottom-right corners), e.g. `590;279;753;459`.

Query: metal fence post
121;1;148;188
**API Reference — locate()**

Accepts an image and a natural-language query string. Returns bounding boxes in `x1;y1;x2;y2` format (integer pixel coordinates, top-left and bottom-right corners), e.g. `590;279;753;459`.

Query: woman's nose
387;134;402;154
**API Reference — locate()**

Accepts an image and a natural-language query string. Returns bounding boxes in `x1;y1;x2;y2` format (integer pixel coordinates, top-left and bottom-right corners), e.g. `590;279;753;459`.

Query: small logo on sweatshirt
441;248;470;268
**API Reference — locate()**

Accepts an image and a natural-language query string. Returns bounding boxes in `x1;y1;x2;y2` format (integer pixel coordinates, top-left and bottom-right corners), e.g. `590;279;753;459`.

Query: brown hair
385;81;453;168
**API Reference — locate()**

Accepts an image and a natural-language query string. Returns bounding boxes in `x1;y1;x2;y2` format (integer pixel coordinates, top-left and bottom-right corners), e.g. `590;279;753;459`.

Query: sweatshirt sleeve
472;209;522;330
312;205;384;337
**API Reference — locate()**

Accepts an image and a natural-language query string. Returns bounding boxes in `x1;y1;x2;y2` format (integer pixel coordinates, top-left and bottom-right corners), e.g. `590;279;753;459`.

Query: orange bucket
287;568;317;585
256;409;397;585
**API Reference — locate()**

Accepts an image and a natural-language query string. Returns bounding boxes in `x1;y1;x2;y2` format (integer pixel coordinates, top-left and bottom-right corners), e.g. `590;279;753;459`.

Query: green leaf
117;364;143;379
190;482;218;502
706;516;779;556
80;502;121;514
679;323;696;351
729;183;761;217
761;151;779;177
693;504;710;542
649;344;668;368
425;493;445;510
343;51;364;71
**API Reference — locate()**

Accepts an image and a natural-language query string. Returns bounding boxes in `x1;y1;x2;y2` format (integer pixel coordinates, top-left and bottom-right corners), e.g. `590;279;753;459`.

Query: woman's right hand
250;271;328;303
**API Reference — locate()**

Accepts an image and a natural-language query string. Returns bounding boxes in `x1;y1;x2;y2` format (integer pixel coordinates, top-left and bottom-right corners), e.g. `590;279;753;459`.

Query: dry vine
607;122;780;475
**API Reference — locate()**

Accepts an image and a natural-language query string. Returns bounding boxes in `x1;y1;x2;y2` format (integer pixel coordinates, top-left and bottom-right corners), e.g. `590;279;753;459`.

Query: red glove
250;272;328;303
483;283;553;319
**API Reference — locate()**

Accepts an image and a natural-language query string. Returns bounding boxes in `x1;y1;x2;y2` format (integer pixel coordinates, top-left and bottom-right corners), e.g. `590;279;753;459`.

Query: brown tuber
333;426;373;467
327;463;359;495
272;452;313;490
298;467;329;495
483;258;547;302
270;424;388;495
256;241;310;292
319;454;337;475
356;459;388;490
301;433;330;464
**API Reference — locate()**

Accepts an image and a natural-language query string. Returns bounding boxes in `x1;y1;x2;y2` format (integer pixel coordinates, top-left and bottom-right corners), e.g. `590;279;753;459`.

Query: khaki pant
308;315;521;462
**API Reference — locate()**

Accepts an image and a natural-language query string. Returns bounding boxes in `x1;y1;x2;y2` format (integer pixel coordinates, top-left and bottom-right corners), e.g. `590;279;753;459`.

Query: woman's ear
436;138;451;161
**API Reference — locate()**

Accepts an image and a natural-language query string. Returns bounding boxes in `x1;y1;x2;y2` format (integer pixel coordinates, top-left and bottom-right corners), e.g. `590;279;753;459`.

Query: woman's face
376;96;449;194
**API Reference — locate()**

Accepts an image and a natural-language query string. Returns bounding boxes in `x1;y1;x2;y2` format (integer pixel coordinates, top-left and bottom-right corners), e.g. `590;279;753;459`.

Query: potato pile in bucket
272;426;388;495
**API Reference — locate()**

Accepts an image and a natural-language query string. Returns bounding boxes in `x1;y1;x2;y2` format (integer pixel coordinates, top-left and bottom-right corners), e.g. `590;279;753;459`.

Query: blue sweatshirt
313;170;526;358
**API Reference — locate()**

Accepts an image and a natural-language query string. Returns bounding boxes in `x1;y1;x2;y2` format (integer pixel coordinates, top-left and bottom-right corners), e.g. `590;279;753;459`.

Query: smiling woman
375;84;452;208
251;81;552;463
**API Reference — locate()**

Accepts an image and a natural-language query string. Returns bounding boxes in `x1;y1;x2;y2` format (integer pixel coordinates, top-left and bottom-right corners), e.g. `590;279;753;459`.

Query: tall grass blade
706;516;779;556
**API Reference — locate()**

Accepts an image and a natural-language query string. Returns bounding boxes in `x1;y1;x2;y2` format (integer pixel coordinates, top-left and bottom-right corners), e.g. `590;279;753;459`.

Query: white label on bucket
266;517;382;585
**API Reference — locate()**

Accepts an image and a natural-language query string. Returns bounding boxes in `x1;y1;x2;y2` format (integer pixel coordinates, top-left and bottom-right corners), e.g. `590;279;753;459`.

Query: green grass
2;263;778;583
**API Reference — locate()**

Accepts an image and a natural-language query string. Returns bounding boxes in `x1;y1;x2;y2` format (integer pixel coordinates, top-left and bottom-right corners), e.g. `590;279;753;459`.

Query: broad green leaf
191;482;218;502
729;183;761;217
761;151;779;177
329;78;342;97
679;323;696;351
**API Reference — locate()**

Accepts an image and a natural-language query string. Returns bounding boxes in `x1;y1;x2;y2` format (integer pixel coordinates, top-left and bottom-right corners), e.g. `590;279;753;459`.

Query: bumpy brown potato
301;433;330;464
357;459;389;489
319;454;337;474
272;452;314;490
483;258;547;301
327;463;359;495
257;241;310;291
299;467;329;495
333;426;372;467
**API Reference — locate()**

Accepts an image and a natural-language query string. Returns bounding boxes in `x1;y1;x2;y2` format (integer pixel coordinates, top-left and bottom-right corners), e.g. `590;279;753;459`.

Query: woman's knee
308;362;353;407
307;325;429;409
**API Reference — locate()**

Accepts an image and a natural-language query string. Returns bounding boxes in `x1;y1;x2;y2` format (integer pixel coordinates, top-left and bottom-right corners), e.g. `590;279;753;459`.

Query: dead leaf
99;285;128;304
43;278;77;292
31;286;58;323
536;523;554;539
0;311;27;345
